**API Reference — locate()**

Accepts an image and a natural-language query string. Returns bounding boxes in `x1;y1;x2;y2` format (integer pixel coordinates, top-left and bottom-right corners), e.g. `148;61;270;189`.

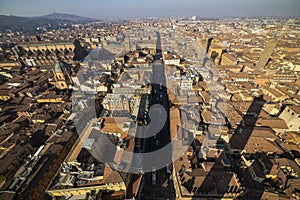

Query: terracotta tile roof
255;118;288;129
102;164;125;184
243;137;283;154
198;91;210;103
289;105;300;115
101;117;133;138
201;109;211;124
229;127;283;154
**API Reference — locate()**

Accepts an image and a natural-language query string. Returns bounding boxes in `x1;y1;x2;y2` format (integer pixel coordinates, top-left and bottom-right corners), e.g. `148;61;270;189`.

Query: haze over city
1;0;300;19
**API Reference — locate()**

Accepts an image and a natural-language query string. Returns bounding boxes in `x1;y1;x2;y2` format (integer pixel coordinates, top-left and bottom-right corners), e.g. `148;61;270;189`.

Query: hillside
0;13;99;33
40;12;97;23
0;15;72;33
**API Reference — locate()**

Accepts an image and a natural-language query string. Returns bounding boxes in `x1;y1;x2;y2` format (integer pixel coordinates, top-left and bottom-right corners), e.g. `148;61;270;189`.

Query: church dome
53;61;71;73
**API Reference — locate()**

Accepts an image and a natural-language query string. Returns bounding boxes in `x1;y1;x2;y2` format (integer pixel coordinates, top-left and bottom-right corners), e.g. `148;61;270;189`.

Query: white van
152;167;156;185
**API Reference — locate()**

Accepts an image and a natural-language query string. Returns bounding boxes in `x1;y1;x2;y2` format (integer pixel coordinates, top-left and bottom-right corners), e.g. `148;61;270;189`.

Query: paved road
141;32;175;200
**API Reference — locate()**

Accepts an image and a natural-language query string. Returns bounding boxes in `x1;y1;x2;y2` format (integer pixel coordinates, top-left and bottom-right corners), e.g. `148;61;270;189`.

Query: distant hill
0;15;71;33
40;12;97;23
0;13;99;33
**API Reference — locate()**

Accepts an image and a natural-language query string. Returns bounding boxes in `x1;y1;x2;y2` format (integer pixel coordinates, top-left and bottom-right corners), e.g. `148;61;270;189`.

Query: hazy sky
0;0;299;19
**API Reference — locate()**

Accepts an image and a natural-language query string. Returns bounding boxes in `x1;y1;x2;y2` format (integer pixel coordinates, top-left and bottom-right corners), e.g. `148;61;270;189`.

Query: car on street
152;167;156;185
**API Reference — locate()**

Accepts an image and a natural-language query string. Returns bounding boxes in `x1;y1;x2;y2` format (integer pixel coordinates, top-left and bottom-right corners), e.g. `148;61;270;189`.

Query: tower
52;61;73;90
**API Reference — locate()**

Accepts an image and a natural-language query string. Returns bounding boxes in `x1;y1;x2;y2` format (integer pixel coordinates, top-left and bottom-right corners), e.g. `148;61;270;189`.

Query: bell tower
52;61;73;90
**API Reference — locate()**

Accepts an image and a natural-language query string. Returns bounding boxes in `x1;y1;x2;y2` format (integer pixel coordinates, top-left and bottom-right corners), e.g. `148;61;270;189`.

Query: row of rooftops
45;49;148;199
0;61;80;199
163;26;300;197
0;16;299;199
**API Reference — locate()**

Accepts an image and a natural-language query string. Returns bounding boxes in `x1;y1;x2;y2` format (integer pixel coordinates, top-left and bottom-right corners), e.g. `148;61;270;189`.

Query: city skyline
1;0;300;19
